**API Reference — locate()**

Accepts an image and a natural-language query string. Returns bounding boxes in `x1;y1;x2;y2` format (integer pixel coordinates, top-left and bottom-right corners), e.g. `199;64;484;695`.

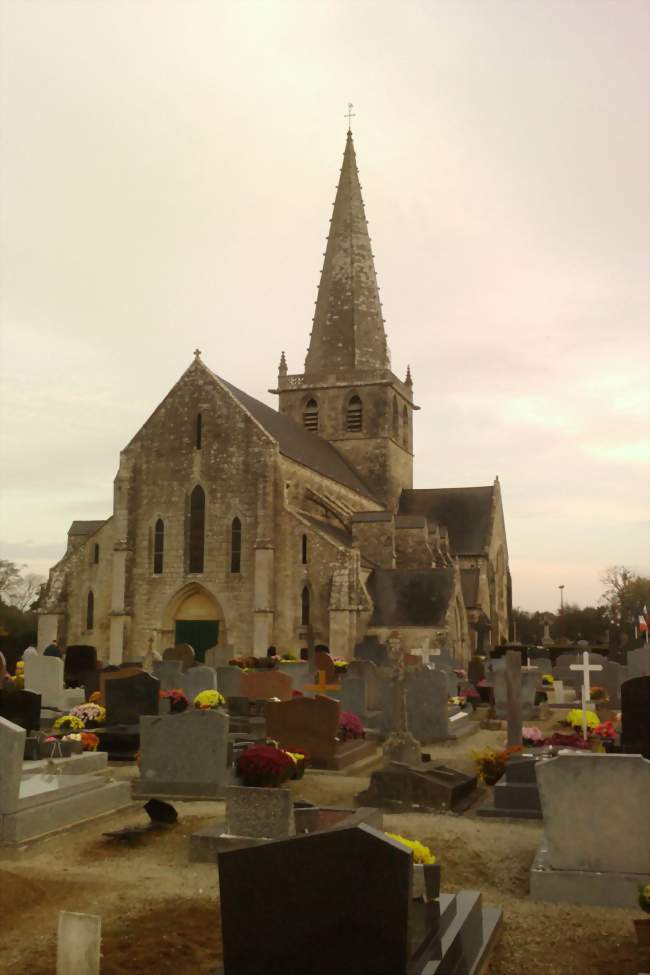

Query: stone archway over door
163;585;225;663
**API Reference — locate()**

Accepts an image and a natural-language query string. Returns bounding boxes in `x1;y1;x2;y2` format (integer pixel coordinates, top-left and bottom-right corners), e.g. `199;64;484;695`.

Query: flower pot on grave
633;918;650;947
412;863;441;902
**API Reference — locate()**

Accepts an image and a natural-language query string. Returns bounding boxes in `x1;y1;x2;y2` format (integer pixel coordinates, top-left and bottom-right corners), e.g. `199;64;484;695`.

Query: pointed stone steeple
304;131;389;375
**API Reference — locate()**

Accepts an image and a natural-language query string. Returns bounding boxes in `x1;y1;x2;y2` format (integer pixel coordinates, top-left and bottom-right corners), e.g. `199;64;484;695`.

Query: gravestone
24;654;66;709
595;659;627;708
153;659;184;692
180;665;218;702
313;650;336;682
64;645;98;688
134;709;229;798
467;657;485;687
339;677;367;719
57;911;101;975
225;784;295;839
552;653;582;688
162;643;196;672
204;644;232;669
22;646;38;661
99;666;142;701
0;716;25;814
104;671;160;725
353;635;386;666
627;645;650;679
478;752;549;819
620;676;650;758
347;658;383;711
405;667;449;742
265;695;375;770
216;666;244;699
0;689;41;733
520;668;539;718
531;753;650;907
505;651;523;747
276;660;310;692
240;669;293;702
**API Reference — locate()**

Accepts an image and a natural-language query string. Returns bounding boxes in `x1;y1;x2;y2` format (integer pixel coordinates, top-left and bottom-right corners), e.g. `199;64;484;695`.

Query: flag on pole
640;606;649;633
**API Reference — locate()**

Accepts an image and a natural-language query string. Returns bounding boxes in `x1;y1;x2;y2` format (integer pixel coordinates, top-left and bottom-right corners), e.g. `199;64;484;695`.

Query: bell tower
272;127;417;509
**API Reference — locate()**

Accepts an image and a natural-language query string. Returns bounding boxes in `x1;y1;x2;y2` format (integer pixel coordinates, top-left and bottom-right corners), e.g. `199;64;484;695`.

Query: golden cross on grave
304;669;341;696
345;102;356;130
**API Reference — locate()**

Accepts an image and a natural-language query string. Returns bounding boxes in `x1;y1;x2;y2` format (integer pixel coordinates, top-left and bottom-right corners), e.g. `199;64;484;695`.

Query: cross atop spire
345;102;355;131
193;348;202;359
304;130;388;375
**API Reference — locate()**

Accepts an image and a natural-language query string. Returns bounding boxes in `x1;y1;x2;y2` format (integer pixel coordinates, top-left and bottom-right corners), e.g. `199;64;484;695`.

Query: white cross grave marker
569;651;603;740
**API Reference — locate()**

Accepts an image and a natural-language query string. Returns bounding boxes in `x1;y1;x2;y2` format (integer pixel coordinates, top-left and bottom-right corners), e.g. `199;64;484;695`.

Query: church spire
304;130;389;375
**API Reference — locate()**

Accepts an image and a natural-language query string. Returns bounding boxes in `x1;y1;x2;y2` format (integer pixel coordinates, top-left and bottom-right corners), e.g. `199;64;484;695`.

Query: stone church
38;130;511;665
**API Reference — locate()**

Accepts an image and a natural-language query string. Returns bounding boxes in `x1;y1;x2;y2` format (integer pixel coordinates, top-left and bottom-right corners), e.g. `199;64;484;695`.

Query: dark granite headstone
218;824;442;975
620;676;650;759
353;636;387;667
0;689;42;733
356;761;477;813
64;644;98;688
105;671;160;725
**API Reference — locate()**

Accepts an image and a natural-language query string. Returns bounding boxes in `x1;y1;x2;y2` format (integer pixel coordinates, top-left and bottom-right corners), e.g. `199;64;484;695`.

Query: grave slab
133;709;230;798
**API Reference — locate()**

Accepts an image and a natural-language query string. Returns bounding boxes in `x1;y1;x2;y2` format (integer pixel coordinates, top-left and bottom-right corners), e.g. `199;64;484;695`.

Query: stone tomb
133;709;230;799
265;695;376;770
216;824;502;975
240;669;293;702
530;753;650;907
355;761;477;813
477;752;551;820
620;675;650;759
104;671;159;725
0;717;132;844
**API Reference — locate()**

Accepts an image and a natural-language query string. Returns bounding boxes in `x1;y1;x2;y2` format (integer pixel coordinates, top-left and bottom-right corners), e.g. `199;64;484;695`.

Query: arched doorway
162;584;225;662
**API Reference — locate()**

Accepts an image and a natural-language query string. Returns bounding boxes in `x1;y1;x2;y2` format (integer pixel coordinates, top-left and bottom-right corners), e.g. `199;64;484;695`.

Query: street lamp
558;585;565;613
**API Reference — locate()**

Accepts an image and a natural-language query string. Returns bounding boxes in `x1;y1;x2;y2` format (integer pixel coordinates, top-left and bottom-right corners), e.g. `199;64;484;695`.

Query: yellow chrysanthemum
194;689;226;709
567;709;599;730
385;832;436;865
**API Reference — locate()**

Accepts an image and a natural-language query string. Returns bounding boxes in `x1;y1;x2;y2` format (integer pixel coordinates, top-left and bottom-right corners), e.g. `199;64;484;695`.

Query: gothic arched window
189;485;206;573
392;396;399;439
402;405;409;448
86;590;94;631
231;517;242;573
195;413;202;449
303;399;319;432
153;519;164;575
302;534;308;565
301;586;310;626
346;395;362;432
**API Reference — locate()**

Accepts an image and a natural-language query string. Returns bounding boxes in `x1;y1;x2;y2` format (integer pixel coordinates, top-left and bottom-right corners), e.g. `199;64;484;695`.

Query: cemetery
1;636;649;974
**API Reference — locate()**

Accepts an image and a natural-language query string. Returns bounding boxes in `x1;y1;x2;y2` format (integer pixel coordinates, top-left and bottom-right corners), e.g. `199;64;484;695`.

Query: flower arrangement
236;744;295;787
53;714;85;733
385;833;436;865
590;686;609;703
280;653;298;662
542;674;554;686
338;711;364;741
544;731;591;750
89;691;103;704
291;689;304;698
593;720;616;741
161;689;189;713
522;726;545;746
194;689;226;710
453;668;467;679
473;744;523;785
70;702;106;727
639;885;650;914
80;732;100;751
449;695;466;707
333;657;348;674
566;709;599;731
286;750;309;779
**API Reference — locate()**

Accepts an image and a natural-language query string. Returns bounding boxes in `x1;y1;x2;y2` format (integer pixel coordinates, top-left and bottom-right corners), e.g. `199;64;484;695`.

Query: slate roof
460;568;480;608
366;568;455;627
398;486;494;555
67;520;108;537
219;375;376;500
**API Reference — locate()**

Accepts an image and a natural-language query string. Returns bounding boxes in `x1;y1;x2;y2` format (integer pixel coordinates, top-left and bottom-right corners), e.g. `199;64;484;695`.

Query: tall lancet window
402;405;409;449
189;486;206;573
195;413;202;449
153;519;164;575
86;590;94;631
231;517;242;573
302;534;308;565
303;399;319;432
392;397;399;439
301;586;311;626
346;395;363;432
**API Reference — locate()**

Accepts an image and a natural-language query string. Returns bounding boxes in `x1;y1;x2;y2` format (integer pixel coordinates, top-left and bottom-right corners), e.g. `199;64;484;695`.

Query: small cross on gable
570;651;603;740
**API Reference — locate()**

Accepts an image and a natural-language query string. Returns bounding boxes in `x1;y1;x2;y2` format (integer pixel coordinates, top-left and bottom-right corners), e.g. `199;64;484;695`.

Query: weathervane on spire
345;102;355;131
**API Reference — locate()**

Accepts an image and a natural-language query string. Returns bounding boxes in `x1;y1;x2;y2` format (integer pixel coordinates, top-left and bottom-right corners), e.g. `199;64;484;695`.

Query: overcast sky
1;0;648;611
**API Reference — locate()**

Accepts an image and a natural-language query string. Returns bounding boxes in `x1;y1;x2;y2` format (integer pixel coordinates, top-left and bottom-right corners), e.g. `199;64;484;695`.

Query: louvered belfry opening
303;399;319;432
189;485;205;573
153;518;164;574
347;395;363;432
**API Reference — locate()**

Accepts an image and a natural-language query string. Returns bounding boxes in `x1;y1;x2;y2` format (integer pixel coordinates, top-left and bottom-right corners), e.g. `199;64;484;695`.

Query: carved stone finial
405;364;413;387
278;351;288;377
193;348;202;359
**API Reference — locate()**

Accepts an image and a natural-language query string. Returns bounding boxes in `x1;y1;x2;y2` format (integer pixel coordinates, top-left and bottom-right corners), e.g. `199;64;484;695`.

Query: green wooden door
174;620;219;663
